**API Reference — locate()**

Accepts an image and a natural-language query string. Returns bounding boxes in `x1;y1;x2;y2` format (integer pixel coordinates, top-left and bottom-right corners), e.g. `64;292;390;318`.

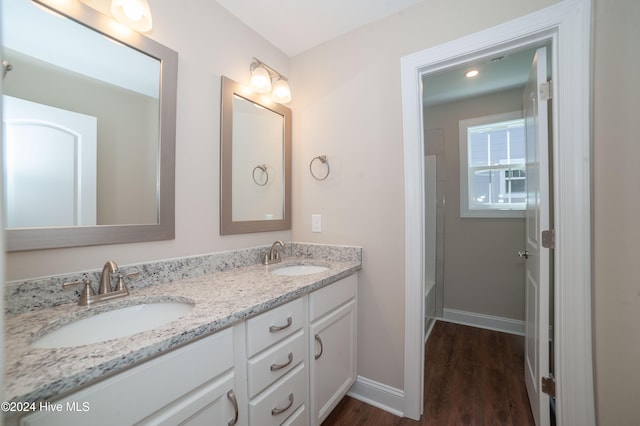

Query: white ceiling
422;47;540;107
215;0;425;57
214;1;540;105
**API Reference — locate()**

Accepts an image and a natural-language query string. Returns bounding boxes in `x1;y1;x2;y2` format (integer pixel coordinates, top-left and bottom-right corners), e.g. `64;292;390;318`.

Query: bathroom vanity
4;245;361;426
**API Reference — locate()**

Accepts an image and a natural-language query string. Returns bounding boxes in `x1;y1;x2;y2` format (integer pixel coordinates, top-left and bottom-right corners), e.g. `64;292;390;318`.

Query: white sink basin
271;265;329;276
31;302;194;349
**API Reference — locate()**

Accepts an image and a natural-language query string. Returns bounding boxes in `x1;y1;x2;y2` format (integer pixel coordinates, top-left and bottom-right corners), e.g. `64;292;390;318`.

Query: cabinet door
138;371;239;426
309;299;357;426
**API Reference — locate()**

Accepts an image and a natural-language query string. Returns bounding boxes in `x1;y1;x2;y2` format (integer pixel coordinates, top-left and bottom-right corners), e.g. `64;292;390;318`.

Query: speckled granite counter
4;244;361;406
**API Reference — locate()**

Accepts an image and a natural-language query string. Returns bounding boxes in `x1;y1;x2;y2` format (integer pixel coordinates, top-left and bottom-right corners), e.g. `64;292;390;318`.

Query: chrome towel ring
309;155;330;181
252;164;269;186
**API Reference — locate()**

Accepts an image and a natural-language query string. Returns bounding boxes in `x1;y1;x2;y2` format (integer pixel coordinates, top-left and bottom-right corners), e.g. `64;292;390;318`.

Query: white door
3;95;97;227
523;46;551;426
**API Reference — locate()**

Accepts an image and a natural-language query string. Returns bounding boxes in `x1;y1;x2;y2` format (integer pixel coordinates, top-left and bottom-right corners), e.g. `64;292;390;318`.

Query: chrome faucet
63;260;139;306
263;240;285;265
99;260;119;294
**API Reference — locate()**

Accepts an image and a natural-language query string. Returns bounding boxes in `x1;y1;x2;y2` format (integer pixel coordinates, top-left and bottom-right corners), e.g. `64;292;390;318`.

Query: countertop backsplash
5;242;362;316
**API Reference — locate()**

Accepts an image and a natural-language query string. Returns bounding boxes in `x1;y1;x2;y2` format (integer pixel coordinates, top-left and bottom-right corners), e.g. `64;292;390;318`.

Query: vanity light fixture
111;0;152;32
250;57;292;104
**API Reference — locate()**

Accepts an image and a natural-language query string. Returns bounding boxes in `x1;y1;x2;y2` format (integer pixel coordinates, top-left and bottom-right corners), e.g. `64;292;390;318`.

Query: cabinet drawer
246;298;304;357
309;274;357;322
21;329;234;426
249;363;307;426
248;329;305;398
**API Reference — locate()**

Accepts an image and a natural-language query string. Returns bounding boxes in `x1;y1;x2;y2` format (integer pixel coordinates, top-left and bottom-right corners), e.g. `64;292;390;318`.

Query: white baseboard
347;375;404;417
442;308;524;335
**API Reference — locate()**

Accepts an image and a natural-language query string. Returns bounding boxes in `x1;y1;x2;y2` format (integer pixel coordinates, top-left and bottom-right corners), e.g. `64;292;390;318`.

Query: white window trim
459;110;525;218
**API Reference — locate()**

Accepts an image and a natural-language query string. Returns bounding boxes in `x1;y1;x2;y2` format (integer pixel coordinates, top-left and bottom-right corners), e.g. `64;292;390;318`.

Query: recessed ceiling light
465;69;479;78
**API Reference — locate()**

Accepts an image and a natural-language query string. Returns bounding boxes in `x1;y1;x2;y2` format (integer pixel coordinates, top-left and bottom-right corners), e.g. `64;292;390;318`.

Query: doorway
421;43;553;425
400;0;593;424
421;45;542;328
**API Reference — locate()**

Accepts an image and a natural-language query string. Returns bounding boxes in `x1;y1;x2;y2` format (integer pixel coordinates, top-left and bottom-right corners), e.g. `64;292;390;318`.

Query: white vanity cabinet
18;329;240;426
11;272;359;426
240;274;358;426
308;274;358;426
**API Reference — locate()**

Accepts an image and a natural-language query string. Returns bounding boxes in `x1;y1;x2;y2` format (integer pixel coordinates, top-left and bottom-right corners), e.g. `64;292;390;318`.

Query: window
459;111;525;218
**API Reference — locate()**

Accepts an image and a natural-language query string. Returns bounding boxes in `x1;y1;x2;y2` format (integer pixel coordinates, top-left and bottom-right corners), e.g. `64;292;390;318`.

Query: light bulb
111;0;152;32
250;65;272;94
122;0;144;21
271;79;291;104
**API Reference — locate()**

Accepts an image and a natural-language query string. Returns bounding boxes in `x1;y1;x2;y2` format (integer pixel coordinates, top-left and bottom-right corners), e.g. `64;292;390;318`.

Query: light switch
311;214;322;233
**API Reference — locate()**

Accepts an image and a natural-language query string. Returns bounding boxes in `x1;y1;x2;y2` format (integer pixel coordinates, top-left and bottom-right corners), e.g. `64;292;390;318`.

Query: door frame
400;0;594;424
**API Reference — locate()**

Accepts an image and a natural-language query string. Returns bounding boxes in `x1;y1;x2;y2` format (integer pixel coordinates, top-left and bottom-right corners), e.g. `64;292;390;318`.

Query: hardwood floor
322;321;534;426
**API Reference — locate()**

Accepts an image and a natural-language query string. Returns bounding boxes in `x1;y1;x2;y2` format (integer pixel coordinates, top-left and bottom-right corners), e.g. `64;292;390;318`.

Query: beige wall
291;0;560;391
593;0;640;424
424;88;527;321
5;0;292;280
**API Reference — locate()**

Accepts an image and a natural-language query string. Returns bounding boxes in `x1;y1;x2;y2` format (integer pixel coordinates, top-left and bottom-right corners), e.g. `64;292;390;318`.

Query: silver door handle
269;316;292;333
518;250;529;259
271;393;294;416
314;334;324;360
227;390;238;426
270;352;293;371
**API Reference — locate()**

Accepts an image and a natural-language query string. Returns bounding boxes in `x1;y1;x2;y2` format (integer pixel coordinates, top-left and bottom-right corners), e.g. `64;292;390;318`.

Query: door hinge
542;376;556;398
539;80;552;101
541;229;555;249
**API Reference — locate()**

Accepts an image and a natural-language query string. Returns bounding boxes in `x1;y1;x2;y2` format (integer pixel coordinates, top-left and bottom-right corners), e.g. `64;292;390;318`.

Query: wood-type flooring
322;321;535;426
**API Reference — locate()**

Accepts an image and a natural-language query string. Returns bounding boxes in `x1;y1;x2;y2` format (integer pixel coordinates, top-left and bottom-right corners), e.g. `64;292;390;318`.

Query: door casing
400;0;594;424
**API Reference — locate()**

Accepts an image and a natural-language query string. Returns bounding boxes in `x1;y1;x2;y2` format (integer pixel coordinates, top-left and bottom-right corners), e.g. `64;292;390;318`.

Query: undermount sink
271;264;329;276
31;302;194;349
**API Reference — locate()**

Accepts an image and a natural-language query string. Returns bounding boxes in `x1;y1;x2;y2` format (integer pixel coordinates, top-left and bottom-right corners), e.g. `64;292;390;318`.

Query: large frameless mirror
220;76;291;234
2;0;178;251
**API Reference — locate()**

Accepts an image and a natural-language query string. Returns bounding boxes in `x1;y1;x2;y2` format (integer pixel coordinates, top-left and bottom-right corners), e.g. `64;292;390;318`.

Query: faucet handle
63;280;95;305
115;271;139;292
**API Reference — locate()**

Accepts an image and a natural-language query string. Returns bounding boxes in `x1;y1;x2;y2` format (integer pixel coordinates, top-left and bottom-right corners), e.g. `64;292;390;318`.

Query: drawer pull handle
271;393;294;416
315;334;324;360
269;316;292;333
227;390;238;426
270;352;294;371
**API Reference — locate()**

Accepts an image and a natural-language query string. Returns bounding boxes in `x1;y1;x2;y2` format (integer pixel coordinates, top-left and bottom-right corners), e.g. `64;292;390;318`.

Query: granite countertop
4;257;361;405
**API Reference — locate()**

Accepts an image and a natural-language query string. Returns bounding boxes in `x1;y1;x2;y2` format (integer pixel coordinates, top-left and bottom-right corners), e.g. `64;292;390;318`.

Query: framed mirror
2;0;178;251
220;76;291;234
